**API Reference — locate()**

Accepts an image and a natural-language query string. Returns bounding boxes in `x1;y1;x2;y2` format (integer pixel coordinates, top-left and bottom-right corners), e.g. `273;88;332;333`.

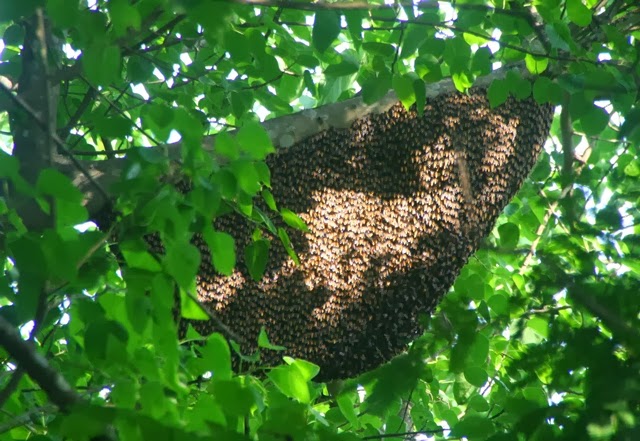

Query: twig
560;95;574;190
127;14;186;52
391;22;405;74
0;404;56;434
522;305;572;317
518;195;558;275
59;87;98;139
183;291;244;344
361;428;445;440
82;78;162;146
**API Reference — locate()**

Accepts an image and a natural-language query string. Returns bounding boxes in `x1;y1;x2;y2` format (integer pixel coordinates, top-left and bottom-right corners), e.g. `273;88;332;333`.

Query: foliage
0;0;639;440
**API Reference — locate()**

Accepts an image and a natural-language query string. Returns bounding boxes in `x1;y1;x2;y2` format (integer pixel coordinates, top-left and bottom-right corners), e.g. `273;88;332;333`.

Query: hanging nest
157;88;553;381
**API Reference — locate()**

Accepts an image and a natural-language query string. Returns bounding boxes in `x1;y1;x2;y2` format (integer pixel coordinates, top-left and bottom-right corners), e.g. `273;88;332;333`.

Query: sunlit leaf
203;229;236;276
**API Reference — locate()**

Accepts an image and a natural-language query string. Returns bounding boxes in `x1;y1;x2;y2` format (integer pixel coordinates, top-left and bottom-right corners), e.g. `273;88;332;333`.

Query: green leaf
362;71;392;104
236;121;275;160
36;169;88;227
0;0;39;24
120;240;162;272
286;357;320;381
344;10;363;47
401;25;428;59
579;106;610;137
211;380;256;417
525;54;549;74
127;56;154;83
452;71;473;93
506;71;532;100
47;0;80;28
487;293;509;316
140;381;166;418
37;169;83;202
3;24;24;46
451;415;494;439
471;47;492;76
262;189;278;211
312;10;341;53
281;208;310;233
231;160;262;196
164;242;201;289
567;0;592;27
337;393;360;428
618;107;640;140
59;405;115;440
83;42;121;85
93;115;132;138
498;222;520;248
443;37;471;72
258;326;286;350
325;60;359;77
468;333;490;366
254;161;271;187
487;79;509;108
203;229;236;276
146;103;174;127
225;30;251;62
267;360;318;403
464;366;488;387
532;76;551;103
468;394;490;412
623;160;640;177
214;131;239;160
245;239;270;281
174;107;204;150
414;79;426;116
362;42;395;58
278;227;300;265
393;74;416;110
84;319;129;363
523;384;548;407
303;69;317;95
109;0;141;37
526;316;549;339
180;289;209;320
201;333;232;380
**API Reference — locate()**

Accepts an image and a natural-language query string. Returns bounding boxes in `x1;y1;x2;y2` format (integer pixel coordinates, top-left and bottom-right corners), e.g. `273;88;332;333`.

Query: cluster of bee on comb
145;88;554;381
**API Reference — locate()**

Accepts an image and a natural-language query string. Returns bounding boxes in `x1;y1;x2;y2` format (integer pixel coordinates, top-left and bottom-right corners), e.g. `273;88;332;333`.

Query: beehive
183;89;552;380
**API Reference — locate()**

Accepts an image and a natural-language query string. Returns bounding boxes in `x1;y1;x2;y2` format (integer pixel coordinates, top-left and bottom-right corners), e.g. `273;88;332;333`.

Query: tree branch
14;64;524;230
0;316;80;411
224;0;409;11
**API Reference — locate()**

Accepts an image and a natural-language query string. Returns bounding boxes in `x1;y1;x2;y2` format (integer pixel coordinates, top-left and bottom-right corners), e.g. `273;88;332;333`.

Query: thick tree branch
12;64;526;230
0;288;48;408
0;316;80;411
0;316;116;441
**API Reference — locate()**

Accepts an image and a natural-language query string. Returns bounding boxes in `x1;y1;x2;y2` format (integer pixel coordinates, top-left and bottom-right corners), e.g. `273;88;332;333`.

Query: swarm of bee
167;89;553;380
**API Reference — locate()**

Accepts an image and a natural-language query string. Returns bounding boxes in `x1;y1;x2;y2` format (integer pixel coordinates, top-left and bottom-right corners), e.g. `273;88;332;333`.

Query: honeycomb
161;89;553;380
